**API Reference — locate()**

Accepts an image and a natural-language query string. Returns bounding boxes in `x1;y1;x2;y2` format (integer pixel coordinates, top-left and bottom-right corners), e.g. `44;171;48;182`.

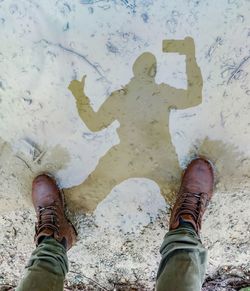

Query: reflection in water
65;37;203;212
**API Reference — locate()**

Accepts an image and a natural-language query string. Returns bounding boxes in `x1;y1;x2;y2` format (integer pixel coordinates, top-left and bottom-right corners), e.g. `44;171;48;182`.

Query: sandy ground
0;138;249;289
0;0;250;289
0;188;249;290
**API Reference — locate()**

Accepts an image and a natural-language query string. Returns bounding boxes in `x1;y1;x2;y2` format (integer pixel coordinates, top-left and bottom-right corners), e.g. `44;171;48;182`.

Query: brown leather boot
32;174;77;250
169;157;214;234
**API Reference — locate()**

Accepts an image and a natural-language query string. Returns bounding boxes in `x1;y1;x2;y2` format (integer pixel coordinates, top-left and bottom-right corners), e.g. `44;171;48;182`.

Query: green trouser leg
16;238;68;291
156;225;207;291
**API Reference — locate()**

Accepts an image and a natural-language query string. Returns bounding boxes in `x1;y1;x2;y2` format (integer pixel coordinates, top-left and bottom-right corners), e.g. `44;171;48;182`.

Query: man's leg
156;225;207;291
156;157;214;291
17;238;67;291
17;175;77;291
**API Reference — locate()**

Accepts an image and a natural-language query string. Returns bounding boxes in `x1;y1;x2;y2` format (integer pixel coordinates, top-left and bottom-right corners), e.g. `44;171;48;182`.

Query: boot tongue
180;214;197;232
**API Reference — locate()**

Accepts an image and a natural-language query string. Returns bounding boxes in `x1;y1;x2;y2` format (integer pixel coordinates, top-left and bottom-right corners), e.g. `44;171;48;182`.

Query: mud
0;138;70;213
186;138;250;191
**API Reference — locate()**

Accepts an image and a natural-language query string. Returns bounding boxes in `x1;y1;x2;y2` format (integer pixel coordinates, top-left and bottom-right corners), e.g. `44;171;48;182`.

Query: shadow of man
65;37;203;212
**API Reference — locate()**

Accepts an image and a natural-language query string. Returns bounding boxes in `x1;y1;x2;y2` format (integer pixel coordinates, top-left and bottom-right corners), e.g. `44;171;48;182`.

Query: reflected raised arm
160;37;203;109
68;76;116;132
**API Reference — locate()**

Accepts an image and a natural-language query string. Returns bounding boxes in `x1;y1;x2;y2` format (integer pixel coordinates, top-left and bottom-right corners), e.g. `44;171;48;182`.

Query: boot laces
36;205;60;234
176;192;208;229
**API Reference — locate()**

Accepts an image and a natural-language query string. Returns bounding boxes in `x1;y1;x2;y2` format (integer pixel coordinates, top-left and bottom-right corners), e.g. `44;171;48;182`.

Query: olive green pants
156;225;207;291
16;238;68;291
17;226;207;291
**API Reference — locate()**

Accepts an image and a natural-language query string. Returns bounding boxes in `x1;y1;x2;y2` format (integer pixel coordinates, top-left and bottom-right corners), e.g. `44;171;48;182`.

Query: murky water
65;37;204;212
0;138;70;212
